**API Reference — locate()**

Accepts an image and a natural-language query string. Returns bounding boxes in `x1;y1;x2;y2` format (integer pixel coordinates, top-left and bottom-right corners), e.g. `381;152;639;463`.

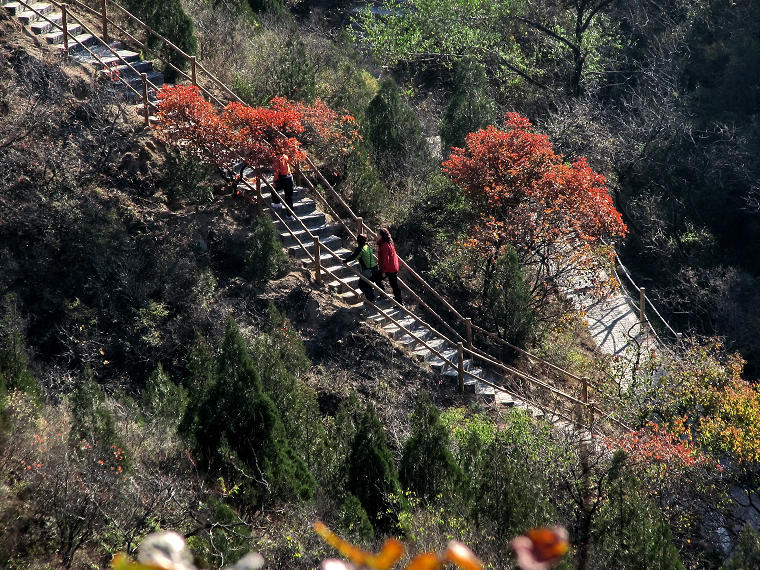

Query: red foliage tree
154;85;238;172
442;113;627;300
153;86;359;188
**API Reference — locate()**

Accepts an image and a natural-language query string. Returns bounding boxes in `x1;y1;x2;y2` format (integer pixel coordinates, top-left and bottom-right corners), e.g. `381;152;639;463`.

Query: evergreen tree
483;247;538;347
0;294;37;395
142;363;188;426
440;58;496;154
591;451;684;570
467;414;555;538
348;405;401;533
184;320;314;508
399;396;462;502
122;0;198;82
365;77;429;179
339;493;375;541
277;37;317;103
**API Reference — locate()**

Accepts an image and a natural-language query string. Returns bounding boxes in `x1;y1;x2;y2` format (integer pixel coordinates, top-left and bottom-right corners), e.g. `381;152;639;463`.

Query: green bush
483;247;539;347
162;148;214;205
341;147;388;221
348;405;402;534
400;396;462;503
122;0;198;82
365;77;430;180
244;215;288;284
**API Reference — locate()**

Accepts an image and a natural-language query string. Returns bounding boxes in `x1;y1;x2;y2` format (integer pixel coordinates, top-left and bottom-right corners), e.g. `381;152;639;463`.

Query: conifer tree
483;247;538;347
440;58;496;154
365;78;429;179
184;320;314;507
348;405;401;533
400;397;462;502
591;451;685;569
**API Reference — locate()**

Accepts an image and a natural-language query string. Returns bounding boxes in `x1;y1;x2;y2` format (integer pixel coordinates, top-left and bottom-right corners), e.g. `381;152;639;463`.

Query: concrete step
382;316;420;340
30;11;60;34
44;22;82;43
288;234;341;257
2;2;24;16
99;59;154;78
279;223;337;248
18;2;53;25
275;212;325;229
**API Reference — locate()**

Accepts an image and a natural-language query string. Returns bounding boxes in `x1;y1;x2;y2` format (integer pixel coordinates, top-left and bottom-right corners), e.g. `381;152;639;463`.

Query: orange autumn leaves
154;85;359;175
315;522;568;570
442;113;627;297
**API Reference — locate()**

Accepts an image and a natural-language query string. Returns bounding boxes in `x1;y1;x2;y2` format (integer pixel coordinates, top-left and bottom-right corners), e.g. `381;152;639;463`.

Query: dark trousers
272;174;294;211
379;271;402;303
359;268;378;301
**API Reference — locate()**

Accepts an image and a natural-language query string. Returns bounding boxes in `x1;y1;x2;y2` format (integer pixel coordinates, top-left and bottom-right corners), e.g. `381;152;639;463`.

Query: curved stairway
242;177;555;416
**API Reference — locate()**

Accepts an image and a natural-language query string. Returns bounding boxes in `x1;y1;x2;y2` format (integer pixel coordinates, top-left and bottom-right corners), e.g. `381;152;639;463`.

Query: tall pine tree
440;58;496;154
400;396;462;502
183;320;314;508
348;405;401;534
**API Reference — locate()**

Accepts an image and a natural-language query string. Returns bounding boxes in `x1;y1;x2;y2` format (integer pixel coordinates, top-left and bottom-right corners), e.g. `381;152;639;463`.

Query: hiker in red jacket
376;227;402;304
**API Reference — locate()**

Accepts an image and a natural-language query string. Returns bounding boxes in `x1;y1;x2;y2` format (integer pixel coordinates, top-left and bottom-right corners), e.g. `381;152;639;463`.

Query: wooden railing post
457;342;464;393
190;55;197;86
101;0;108;41
356;217;363;237
465;318;473;350
61;4;69;54
313;237;321;284
141;73;149;126
255;174;263;215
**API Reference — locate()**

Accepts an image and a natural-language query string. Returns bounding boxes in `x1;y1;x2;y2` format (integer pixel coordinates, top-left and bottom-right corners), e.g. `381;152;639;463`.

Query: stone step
44;23;82;43
494;388;516;407
327;273;360;294
382;316;420;340
288;234;341;257
2;2;24;16
398;326;432;349
279;223;337;248
30;11;60;34
18;2;54;25
275;211;325;229
99;59;154;78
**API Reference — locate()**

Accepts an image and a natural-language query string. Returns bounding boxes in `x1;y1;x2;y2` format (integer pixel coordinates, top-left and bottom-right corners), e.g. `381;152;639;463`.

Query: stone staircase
244;178;552;417
2;0;164;103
